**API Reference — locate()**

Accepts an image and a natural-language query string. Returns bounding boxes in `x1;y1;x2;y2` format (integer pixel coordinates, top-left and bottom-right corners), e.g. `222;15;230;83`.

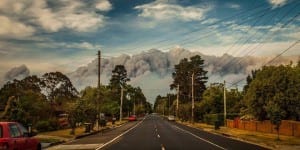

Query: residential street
47;114;269;150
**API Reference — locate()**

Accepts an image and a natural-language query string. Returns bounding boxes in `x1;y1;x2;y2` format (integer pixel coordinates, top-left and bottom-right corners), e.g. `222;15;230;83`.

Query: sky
0;0;299;77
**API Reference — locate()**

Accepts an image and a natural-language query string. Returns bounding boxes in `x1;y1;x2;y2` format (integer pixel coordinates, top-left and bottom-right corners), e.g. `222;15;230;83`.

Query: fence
227;118;300;137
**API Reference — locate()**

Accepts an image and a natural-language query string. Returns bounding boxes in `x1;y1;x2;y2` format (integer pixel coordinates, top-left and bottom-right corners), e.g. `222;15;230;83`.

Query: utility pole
133;97;136;115
98;51;101;90
176;84;179;119
97;50;101;130
168;94;170;116
224;80;227;126
120;87;124;122
191;72;195;123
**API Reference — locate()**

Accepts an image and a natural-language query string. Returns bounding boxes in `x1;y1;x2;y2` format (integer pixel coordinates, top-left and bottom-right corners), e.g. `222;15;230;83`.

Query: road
47;115;269;150
46;121;139;150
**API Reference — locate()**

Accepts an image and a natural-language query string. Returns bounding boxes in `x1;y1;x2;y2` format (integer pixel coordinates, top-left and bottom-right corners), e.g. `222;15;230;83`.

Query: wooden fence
227;118;300;137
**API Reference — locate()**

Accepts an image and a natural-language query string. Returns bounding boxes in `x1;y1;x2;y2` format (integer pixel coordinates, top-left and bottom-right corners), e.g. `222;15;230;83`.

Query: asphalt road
104;115;269;150
46;121;139;150
47;115;269;150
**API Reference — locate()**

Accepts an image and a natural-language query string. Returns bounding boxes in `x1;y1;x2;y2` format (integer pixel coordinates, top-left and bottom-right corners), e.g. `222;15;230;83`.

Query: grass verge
36;120;128;145
177;121;300;150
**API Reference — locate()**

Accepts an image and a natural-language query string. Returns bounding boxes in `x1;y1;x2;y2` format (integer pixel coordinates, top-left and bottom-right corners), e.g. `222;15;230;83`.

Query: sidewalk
35;120;127;148
177;121;300;150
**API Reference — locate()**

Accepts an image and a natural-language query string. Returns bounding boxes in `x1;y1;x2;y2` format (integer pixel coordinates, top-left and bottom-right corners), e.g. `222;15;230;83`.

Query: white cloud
267;0;288;8
0;15;35;38
201;18;219;25
95;0;112;11
64;42;102;50
36;41;102;50
227;3;240;9
0;0;111;35
135;0;210;22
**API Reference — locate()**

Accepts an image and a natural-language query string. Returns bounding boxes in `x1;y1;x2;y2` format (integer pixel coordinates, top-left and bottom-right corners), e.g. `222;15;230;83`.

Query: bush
203;114;224;125
35;119;59;132
203;113;240;126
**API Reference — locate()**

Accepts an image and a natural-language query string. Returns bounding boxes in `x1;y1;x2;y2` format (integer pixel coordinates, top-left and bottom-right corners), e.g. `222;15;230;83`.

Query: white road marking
46;144;103;150
95;117;146;150
173;125;226;150
157;134;160;138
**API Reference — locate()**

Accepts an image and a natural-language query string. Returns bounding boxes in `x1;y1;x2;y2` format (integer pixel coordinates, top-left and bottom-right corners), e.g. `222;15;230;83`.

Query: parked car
128;115;137;121
0;122;41;150
168;115;175;121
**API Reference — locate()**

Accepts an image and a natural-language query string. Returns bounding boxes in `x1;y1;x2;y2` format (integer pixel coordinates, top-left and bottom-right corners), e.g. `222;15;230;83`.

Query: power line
211;3;300;83
228;40;299;88
113;1;271;53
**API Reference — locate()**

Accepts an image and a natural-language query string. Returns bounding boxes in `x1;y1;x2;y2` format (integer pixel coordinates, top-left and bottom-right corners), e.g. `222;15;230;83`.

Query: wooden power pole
176;84;179;119
224;80;227;126
191;72;195;123
97;50;101;130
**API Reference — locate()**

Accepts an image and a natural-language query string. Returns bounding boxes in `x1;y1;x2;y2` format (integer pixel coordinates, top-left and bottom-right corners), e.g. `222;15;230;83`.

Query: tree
170;55;208;103
9;90;50;126
201;83;224;114
266;101;285;140
67;98;98;134
0;75;43;108
190;55;208;101
109;65;130;89
243;64;300;121
42;72;79;104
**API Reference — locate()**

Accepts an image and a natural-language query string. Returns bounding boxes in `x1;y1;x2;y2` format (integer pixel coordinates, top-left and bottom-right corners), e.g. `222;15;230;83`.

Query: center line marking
95;117;146;150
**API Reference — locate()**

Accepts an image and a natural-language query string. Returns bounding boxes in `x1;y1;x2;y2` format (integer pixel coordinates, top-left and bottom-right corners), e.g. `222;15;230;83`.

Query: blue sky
0;0;299;76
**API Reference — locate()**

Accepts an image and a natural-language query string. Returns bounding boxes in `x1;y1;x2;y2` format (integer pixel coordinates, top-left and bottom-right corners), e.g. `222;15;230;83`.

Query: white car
168;115;175;121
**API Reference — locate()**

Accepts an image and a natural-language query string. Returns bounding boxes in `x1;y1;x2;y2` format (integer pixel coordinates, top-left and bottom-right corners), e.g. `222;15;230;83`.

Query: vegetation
155;56;300;126
170;55;208;103
242;63;300;121
0;65;152;133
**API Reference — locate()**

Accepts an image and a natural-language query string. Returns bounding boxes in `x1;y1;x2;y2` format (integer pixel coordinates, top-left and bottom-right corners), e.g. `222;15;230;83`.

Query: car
0;122;41;150
168;115;175;121
128;115;137;121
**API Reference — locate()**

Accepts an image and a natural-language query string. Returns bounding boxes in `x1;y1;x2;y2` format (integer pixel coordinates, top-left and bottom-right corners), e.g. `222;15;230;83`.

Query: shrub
35;119;59;132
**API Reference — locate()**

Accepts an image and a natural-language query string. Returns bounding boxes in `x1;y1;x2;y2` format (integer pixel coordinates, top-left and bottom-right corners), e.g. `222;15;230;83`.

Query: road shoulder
176;121;300;150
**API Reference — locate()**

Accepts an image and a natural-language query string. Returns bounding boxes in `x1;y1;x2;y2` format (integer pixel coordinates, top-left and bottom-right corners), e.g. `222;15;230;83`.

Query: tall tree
109;65;130;89
190;55;208;101
171;58;190;103
42;72;79;104
170;55;208;103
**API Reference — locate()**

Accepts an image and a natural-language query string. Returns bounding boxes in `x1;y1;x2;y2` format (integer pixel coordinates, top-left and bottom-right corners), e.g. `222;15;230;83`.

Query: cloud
227;3;240;9
0;0;111;35
67;48;298;102
33;41;102;51
0;15;35;38
95;0;112;12
267;0;288;8
3;65;30;82
61;42;102;50
134;0;210;22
